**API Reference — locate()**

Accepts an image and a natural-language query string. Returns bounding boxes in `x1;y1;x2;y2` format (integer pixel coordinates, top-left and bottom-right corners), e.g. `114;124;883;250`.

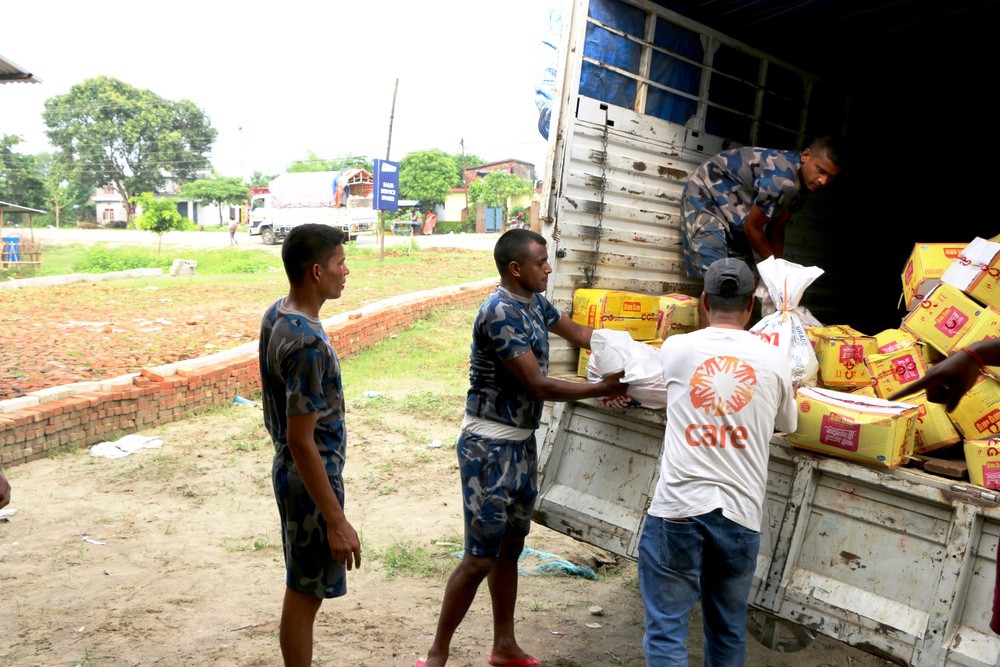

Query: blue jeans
638;509;760;667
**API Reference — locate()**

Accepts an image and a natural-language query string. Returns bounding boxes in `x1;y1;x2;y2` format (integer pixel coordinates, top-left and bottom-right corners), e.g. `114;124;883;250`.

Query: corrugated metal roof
0;53;41;84
0;200;46;214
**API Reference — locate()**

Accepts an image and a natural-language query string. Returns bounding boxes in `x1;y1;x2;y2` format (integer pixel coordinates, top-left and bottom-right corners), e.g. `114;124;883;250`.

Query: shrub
73;245;163;272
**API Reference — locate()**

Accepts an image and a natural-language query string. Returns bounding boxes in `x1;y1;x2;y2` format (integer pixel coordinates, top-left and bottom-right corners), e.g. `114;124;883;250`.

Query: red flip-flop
414;661;426;667
487;656;542;667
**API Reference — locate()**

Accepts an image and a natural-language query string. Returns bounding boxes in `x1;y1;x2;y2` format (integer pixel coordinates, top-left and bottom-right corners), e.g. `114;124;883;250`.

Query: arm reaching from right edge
888;339;1000;412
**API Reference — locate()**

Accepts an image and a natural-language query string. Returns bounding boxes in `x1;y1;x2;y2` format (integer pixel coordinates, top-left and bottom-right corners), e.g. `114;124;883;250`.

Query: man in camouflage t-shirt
680;135;844;279
259;224;360;667
414;229;628;667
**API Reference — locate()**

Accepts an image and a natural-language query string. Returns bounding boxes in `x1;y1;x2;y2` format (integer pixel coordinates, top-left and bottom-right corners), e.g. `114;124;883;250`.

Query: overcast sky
2;0;552;179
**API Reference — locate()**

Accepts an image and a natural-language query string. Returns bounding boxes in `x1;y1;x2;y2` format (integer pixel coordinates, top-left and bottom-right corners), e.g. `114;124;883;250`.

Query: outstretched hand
599;370;629;397
887;349;982;412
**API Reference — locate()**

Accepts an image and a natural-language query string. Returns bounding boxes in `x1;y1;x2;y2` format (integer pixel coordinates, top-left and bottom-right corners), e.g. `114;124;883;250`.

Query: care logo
689;356;757;417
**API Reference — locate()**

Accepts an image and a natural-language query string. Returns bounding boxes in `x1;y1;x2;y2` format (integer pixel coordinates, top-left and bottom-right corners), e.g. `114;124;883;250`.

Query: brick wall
0;278;498;469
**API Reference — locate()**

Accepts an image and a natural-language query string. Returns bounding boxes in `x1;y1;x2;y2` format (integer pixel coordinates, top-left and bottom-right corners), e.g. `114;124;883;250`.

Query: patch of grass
529;599;554;612
222;536;280;553
372;541;451;579
342;308;474;402
231;424;269;453
113;452;180;483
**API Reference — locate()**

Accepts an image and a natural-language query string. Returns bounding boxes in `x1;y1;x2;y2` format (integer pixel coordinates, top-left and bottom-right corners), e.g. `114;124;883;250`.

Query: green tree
181;177;249;228
453;152;485;187
43;76;217;224
399;149;459;212
133;192;188;254
468;171;533;228
249;171;277;188
288;152;373;173
0;135;46;215
37;152;90;227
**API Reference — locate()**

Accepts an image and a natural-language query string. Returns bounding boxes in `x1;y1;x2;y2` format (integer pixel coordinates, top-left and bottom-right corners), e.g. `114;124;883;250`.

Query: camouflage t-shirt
682;147;802;231
259;298;346;477
466;287;562;430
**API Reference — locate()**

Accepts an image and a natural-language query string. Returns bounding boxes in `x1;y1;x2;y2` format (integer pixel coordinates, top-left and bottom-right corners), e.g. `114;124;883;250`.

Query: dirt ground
1;240;892;666
1;401;894;666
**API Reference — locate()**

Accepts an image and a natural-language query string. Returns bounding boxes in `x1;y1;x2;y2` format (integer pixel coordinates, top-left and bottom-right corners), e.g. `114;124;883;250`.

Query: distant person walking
229;215;239;246
423;210;438;235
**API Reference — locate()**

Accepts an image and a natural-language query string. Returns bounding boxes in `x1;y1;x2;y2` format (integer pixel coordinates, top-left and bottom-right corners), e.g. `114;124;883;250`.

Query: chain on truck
532;1;1000;666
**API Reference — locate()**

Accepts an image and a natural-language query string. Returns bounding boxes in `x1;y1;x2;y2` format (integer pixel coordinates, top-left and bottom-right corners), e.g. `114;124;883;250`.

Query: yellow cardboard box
965;437;1000;489
873;328;921;354
789;386;919;468
851;385;878;399
941;236;1000;310
904;390;962;454
900;282;984;355
949;375;1000;440
901;242;967;311
810;325;876;388
572;288;660;340
656;293;699;339
577;347;591;378
863;346;928;399
954;306;1000;379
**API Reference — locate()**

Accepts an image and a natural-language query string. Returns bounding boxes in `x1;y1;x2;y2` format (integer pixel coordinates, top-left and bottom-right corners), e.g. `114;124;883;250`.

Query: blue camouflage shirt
259;298;346;477
683;147;802;231
466;287;562;430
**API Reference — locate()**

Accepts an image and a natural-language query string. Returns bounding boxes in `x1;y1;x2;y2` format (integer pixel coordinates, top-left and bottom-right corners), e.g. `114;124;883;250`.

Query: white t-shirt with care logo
648;327;797;532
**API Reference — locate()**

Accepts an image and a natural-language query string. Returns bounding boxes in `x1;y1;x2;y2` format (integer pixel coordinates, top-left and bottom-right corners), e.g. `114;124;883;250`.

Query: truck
248;169;377;245
532;1;999;665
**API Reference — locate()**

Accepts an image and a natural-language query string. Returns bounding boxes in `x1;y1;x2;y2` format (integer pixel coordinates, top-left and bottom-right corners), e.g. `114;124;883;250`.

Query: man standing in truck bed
639;257;797;666
680;135;845;279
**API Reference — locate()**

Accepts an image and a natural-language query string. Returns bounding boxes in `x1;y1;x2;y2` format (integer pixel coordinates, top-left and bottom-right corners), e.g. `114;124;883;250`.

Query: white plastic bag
586;329;667;409
750;257;822;387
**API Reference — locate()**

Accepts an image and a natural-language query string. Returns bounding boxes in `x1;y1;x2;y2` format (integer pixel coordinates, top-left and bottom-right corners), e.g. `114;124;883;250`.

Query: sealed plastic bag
750;257;822;388
586;329;666;409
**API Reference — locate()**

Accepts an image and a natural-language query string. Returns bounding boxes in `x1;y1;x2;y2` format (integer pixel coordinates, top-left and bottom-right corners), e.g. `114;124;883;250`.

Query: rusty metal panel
535;400;664;558
756;444;1000;667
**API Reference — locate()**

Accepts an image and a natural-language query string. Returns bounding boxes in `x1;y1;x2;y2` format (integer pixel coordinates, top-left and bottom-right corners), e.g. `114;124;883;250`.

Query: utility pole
380;78;399;261
461;138;469;222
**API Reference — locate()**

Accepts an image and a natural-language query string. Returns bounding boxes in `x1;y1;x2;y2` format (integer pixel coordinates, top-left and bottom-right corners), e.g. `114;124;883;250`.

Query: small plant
371;541;451;579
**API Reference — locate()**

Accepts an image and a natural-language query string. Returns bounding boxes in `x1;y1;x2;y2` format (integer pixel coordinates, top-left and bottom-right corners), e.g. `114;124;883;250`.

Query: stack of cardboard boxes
787;236;1000;484
571;289;699;376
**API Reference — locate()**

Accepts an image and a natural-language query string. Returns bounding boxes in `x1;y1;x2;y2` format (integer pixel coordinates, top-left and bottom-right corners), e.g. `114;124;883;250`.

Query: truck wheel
747;610;816;652
261;228;275;245
349;235;358;243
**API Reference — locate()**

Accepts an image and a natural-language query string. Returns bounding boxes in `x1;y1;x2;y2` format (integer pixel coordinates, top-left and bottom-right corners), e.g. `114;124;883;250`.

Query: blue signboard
373;159;399;211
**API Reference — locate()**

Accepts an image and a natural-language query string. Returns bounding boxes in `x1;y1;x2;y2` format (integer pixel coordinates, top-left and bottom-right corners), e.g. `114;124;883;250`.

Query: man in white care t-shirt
638;257;797;667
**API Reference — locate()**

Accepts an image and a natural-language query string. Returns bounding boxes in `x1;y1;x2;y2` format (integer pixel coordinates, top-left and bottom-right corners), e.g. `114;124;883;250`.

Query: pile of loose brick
0;278;498;468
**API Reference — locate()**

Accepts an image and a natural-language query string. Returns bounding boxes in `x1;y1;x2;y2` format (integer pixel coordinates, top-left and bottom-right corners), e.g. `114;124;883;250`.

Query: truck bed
535;396;1000;666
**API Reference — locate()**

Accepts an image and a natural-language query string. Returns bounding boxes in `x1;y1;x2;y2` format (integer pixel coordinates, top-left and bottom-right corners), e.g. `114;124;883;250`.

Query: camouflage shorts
457;431;538;558
680;200;754;279
273;463;347;599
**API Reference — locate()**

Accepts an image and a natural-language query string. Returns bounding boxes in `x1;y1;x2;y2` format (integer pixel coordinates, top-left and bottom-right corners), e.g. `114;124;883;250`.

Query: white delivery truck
248;170;377;244
532;1;1000;665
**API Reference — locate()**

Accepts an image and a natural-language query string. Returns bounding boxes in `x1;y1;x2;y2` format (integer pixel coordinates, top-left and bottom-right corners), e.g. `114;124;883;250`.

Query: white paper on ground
89;434;164;459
